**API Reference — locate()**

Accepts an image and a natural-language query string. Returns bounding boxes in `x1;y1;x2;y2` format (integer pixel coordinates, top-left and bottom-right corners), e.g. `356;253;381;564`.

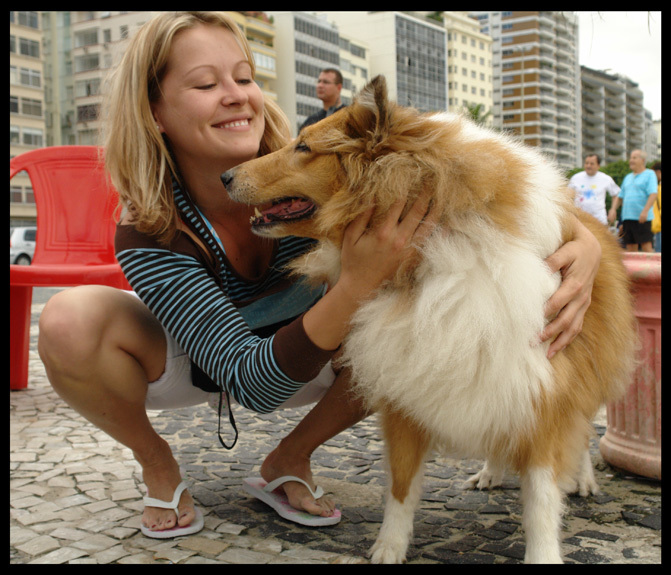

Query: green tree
600;160;631;187
464;103;493;126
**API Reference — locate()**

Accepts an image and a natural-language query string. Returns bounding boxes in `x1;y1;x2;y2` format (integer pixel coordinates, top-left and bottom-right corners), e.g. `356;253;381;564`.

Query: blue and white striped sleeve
116;245;332;413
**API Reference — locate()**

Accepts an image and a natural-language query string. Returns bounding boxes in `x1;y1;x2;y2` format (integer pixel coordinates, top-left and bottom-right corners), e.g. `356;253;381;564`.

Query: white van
10;227;37;265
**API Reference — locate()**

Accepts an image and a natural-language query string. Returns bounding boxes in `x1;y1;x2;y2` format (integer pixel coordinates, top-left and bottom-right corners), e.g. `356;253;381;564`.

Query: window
75;29;98;48
20;68;41;88
22;127;43;147
75;54;100;73
11;186;23;204
253;51;276;73
15;11;39;29
351;44;366;59
77;104;99;123
19;38;40;59
75;78;101;98
21;97;42;117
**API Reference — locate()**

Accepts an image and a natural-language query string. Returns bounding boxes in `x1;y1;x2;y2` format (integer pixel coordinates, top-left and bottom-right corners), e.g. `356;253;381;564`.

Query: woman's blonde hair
101;11;291;244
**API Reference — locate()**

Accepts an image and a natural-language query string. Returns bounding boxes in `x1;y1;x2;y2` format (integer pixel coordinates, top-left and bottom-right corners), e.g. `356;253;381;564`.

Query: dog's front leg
370;406;431;564
520;466;564;563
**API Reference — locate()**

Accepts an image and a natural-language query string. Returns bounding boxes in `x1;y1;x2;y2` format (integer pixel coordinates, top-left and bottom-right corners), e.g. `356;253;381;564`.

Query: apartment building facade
271;11;341;135
10;11;45;224
326;11;447;114
471;11;581;169
270;11;371;135
229;11;280;105
581;66;646;164
337;33;370;106
442;11;493;124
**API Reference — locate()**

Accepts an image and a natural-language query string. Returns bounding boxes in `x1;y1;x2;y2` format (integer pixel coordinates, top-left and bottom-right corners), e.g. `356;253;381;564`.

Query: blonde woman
38;12;601;537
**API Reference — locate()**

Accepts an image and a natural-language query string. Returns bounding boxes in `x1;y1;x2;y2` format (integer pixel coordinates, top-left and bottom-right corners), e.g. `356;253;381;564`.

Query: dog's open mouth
250;197;317;227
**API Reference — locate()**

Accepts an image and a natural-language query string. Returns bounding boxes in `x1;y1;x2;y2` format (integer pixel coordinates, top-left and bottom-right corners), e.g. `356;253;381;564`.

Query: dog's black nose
221;170;234;189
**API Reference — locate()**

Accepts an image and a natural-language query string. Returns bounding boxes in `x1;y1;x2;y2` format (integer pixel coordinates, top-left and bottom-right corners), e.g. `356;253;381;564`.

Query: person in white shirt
569;154;620;225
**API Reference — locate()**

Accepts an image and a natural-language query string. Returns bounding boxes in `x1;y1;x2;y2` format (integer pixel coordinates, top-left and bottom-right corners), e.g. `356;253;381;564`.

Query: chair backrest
10;146;121;266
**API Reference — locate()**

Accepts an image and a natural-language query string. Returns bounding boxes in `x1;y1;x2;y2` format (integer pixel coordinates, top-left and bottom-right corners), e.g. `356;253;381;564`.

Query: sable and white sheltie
222;76;637;563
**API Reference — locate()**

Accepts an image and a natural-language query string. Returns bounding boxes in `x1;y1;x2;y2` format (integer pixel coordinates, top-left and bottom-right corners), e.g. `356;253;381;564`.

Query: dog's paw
370;539;407;564
566;473;600;497
464;462;504;490
565;450;600;497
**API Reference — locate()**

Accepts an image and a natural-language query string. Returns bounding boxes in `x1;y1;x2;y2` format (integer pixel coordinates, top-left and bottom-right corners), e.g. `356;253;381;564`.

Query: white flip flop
243;476;341;527
140;480;204;539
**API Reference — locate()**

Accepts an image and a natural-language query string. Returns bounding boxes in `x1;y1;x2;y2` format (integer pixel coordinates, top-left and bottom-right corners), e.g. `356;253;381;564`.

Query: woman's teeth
220;119;249;129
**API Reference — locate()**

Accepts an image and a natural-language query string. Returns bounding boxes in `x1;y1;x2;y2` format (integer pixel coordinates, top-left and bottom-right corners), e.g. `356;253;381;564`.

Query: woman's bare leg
260;368;370;516
38;286;195;532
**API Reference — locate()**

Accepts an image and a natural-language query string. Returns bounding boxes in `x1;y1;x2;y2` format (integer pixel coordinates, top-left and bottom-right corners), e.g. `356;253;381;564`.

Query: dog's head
222;75;444;245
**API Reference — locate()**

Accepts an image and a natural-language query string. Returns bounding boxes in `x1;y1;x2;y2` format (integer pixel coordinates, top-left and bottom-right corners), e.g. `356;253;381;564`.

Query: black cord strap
216;390;238;450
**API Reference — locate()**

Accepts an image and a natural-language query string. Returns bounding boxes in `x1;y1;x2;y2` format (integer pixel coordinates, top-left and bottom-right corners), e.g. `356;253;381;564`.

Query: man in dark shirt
299;68;346;132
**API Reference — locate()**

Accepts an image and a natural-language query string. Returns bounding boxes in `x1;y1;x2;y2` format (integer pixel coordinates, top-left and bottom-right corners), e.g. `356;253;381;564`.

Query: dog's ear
347;75;391;145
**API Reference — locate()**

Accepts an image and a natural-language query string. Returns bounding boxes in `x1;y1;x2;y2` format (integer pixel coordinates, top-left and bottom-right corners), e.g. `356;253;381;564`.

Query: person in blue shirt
609;149;658;252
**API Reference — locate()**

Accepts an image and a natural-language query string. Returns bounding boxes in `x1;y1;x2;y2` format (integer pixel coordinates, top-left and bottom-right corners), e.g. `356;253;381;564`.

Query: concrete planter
600;252;661;480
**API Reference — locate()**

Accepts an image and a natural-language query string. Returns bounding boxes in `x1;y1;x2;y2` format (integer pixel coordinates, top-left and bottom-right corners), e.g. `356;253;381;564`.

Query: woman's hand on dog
339;194;435;303
302;194;435;352
541;216;601;359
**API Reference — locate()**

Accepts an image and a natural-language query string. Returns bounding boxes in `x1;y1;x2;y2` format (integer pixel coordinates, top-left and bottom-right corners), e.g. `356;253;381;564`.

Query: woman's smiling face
152;23;265;175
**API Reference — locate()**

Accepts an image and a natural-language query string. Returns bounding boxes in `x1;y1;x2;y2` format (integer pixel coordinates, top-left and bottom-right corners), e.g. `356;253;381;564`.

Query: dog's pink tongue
264;198;312;217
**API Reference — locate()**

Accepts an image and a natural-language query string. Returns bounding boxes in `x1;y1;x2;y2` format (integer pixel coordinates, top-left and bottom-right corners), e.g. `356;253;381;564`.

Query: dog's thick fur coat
223;76;638;563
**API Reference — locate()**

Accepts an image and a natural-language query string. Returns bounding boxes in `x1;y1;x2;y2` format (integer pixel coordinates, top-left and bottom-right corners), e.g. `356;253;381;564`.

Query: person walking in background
569;154;620;225
299;68;346;132
608;150;658;252
651;161;661;252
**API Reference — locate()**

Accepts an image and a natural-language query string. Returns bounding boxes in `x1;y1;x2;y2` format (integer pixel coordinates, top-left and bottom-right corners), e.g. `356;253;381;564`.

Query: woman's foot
260;445;336;517
135;440;198;533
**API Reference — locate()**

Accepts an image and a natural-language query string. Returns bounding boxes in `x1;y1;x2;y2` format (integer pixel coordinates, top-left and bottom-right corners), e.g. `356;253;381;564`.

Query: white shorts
124;292;336;411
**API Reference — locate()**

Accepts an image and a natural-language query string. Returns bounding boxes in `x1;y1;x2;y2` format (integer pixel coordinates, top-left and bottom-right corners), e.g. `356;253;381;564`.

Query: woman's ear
151;107;163;133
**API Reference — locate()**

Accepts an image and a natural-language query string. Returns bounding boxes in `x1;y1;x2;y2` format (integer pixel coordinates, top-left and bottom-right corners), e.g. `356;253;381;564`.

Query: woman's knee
38;286;113;369
38;286;166;384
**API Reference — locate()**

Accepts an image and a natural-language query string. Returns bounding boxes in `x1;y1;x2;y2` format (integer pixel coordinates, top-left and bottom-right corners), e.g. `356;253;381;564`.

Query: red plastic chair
10;146;131;390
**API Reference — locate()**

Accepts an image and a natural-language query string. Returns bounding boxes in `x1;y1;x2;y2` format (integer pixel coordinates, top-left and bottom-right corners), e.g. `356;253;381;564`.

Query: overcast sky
576;11;661;120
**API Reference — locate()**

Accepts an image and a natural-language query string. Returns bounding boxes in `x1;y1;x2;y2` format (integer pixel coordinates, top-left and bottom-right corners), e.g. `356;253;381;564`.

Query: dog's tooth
254;207;263;218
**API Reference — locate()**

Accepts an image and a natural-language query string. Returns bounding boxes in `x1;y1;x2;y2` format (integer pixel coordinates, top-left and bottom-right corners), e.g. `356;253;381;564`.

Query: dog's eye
295;141;311;153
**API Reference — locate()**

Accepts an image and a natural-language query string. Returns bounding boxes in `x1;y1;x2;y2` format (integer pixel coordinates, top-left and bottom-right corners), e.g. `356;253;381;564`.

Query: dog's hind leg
464;458;506;490
564;444;600;497
370;406;431;564
520;466;564;563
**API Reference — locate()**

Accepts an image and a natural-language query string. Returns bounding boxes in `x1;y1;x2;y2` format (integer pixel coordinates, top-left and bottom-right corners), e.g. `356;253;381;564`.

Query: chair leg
10;285;32;390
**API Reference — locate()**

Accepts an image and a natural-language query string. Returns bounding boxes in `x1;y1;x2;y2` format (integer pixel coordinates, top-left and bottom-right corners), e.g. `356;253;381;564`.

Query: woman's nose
221;82;248;106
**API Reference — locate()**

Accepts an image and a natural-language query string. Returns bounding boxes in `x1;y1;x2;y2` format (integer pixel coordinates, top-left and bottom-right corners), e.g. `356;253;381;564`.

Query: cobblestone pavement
10;289;661;564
